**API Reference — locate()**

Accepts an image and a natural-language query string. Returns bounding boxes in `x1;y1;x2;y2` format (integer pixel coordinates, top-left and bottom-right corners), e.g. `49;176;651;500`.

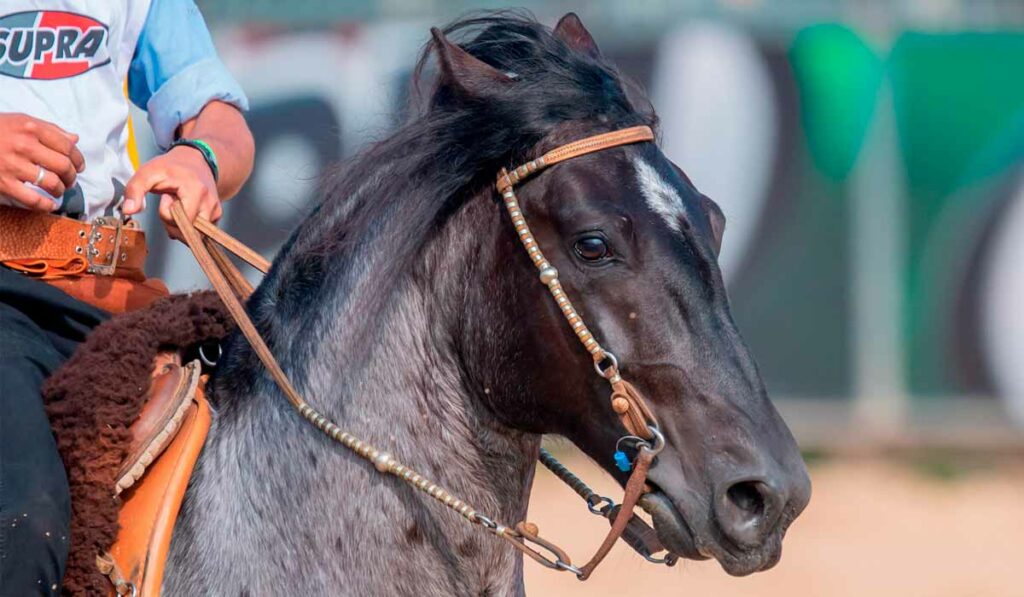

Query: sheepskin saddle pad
43;291;233;596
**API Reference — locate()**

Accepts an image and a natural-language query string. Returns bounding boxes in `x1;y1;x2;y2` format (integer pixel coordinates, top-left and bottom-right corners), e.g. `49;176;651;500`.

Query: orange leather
107;374;211;596
115;359;200;496
44;275;169;314
0;205;167;313
0;206;148;279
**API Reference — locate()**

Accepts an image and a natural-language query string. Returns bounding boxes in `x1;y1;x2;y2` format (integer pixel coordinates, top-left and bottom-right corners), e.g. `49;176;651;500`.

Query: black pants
0;267;107;596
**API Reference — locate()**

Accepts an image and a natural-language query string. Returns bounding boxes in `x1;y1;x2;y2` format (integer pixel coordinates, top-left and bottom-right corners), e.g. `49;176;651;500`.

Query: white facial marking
634;157;685;233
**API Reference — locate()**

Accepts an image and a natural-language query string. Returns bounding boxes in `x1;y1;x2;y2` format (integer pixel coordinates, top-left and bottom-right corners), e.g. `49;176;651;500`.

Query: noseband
171;124;675;582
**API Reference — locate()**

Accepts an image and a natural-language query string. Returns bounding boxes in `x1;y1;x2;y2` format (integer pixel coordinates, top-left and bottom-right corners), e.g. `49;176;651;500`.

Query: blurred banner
139;2;1024;433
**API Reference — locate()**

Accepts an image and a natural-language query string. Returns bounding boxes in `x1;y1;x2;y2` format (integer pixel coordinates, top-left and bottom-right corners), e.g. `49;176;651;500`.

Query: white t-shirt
0;0;247;220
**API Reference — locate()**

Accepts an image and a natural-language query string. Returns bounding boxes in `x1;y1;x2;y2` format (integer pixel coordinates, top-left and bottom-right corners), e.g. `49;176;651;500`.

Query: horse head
427;13;811;576
173;14;812;593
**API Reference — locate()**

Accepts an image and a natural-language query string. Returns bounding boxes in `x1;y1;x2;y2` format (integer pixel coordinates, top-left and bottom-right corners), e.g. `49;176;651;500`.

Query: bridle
496;125;660;442
171;124;676;580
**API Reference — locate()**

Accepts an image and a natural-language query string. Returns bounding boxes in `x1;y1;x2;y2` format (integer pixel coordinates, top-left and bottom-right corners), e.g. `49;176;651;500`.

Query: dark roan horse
164;12;811;595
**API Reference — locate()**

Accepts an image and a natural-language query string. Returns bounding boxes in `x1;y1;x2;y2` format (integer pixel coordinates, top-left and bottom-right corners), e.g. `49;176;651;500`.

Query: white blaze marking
634;158;685;233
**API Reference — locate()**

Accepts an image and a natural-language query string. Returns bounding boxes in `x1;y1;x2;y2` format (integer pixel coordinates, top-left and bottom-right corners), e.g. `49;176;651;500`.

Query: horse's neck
166;257;540;596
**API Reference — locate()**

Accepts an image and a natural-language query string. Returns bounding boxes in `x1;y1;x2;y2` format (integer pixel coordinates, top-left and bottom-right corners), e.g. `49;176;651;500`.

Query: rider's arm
122;0;253;239
176;101;253;202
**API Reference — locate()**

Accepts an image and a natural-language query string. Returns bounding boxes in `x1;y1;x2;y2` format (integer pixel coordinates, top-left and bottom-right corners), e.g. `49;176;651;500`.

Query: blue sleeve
128;0;249;149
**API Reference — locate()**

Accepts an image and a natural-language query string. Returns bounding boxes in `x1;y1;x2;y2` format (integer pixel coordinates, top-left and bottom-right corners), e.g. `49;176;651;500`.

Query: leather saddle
96;354;211;596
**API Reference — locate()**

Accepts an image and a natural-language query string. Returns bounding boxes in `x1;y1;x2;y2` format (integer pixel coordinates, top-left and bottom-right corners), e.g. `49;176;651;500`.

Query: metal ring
593;351;619;378
33;165;45;186
644;551;679;566
585;494;615;516
640;425;665;457
614;435;644;453
555;559;583;576
473;514;498;530
198;342;222;368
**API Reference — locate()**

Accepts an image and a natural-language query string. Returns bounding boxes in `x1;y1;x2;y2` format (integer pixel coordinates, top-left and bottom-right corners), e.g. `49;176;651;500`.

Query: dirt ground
523;453;1024;597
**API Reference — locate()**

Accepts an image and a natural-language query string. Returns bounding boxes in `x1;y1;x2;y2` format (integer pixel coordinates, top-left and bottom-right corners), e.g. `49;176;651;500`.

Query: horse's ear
700;195;726;257
430;28;511;97
554;13;601;58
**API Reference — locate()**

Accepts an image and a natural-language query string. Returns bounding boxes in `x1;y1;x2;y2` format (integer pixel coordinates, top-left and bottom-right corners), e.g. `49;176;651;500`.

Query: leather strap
538;447;674;563
496;125;659;440
204;237;255;300
496;125;654;193
169;203;304;413
511;448;655;578
0;206;148;279
604;503;670;559
609;377;658;439
578;448;654;578
194;216;270;273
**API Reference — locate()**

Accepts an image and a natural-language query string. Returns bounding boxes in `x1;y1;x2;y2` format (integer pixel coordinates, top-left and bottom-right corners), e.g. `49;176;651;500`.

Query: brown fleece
42;291;233;595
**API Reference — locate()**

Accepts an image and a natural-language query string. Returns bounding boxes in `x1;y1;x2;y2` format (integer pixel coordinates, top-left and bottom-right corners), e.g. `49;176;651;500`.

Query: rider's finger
15;160;64;199
205;200;223;224
68;140;85;173
35;169;65;198
0;177;56;211
33;121;85;171
158;194;184;241
124;166;168;215
195;187;220;224
25;141;77;188
179;183;204;222
157;186;199;223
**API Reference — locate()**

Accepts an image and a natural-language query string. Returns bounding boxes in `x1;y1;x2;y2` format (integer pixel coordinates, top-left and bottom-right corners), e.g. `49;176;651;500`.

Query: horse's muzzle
643;456;811;576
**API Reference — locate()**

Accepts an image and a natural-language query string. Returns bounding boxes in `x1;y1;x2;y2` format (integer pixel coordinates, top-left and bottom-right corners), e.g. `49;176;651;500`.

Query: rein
168;124;675;580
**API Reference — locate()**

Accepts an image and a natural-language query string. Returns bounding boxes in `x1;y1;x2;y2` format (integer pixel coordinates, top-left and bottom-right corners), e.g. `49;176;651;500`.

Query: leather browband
497;125;655;193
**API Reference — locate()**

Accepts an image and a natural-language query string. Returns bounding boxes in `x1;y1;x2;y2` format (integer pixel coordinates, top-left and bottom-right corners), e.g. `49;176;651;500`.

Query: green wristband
170;138;219;183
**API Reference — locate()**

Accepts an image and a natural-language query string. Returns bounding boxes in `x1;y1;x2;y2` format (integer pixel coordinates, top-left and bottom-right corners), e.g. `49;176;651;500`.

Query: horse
163;13;811;595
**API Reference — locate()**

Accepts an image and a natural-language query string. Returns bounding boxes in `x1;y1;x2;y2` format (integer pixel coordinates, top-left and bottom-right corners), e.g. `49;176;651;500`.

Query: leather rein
170;124;675;580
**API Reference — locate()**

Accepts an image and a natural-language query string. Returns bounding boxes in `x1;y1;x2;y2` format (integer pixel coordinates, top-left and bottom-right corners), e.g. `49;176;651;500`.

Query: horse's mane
212;12;655;402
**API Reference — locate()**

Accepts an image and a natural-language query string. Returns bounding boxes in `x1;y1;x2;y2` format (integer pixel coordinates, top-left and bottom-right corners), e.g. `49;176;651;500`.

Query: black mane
214;12;655;400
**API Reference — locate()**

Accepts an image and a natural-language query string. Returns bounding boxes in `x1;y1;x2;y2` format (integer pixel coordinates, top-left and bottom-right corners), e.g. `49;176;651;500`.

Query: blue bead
614;450;631;472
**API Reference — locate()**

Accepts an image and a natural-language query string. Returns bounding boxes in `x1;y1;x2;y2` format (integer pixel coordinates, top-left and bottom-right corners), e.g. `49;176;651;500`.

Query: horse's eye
574;236;610;261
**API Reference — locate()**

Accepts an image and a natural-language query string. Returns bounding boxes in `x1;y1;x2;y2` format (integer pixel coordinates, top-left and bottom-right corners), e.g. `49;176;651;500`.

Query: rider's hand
0;113;85;211
124;145;221;242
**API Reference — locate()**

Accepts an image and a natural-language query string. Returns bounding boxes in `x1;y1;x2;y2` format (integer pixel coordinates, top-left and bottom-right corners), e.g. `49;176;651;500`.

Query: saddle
97;355;211;596
5;207;228;595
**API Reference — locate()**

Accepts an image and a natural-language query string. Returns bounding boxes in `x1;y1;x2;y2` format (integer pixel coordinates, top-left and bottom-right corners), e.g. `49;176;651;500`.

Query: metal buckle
638;425;666;457
86;216;124;276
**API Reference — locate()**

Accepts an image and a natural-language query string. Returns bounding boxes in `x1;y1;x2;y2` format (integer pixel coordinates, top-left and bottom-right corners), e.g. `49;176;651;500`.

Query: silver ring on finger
33;165;45;186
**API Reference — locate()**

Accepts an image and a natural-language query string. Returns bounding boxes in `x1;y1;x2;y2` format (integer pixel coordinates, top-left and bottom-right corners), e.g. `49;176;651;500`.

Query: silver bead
538;266;558;285
374;451;395;473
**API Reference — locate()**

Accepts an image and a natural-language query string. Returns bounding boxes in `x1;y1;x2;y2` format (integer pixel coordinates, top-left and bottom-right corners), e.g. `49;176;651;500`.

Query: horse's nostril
716;479;782;549
727;481;766;518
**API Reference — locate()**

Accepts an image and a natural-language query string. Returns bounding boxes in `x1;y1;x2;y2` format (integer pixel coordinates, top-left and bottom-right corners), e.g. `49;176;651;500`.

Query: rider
0;1;253;593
